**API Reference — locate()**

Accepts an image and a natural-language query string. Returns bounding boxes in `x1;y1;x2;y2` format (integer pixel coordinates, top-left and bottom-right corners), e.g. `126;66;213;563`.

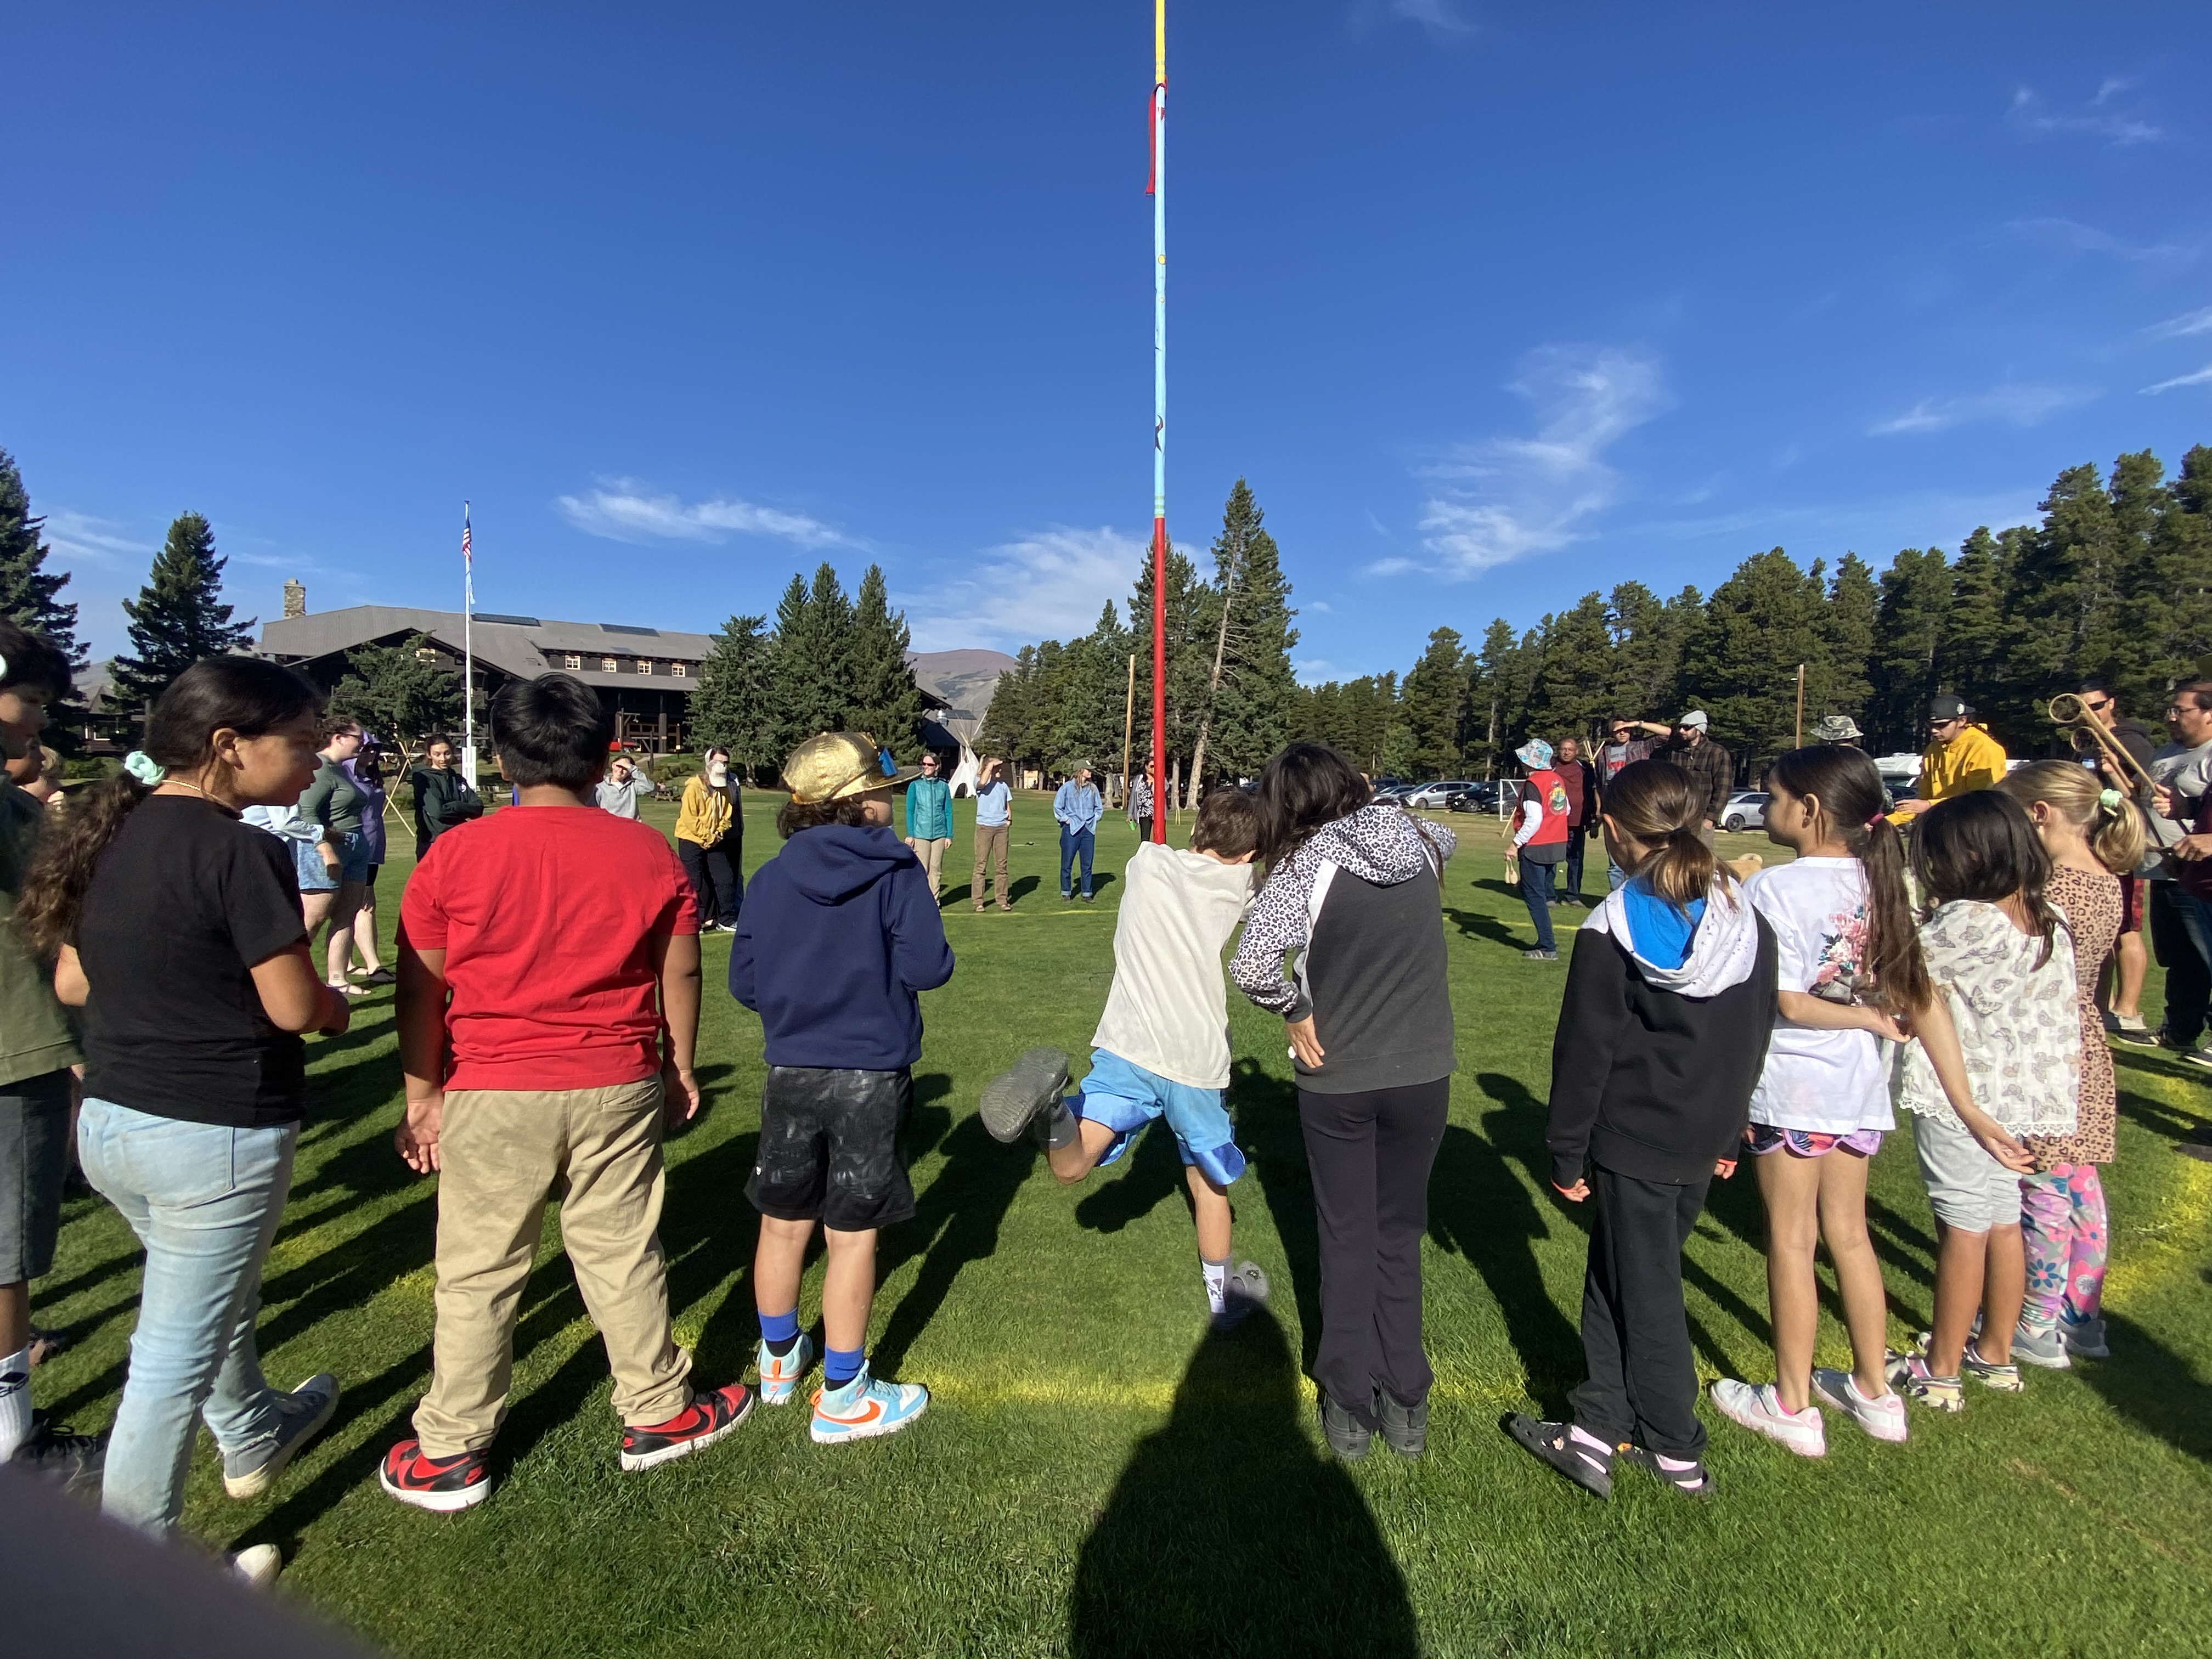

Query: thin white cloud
903;526;1149;653
1350;0;1474;40
1397;345;1670;579
1869;382;2096;436
41;509;151;569
2145;306;2212;340
2006;81;2162;146
2141;364;2212;395
556;477;849;549
2006;217;2186;263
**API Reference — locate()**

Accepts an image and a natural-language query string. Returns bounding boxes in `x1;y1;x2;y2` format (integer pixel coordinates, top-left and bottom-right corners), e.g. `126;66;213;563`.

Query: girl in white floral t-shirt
1888;792;2080;1412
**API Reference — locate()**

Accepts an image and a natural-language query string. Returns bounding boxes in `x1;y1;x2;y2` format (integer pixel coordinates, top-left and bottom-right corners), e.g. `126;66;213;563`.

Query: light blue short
292;837;338;893
1070;1048;1245;1188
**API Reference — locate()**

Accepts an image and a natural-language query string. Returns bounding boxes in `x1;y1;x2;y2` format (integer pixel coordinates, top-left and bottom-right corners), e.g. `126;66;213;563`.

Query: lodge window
602;657;618;673
415;647;438;664
564;654;582;670
671;661;687;678
636;658;654;675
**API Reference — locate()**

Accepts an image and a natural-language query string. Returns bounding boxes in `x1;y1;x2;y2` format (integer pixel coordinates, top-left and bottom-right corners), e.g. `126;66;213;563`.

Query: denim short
330;830;374;884
0;1070;72;1282
1912;1108;2025;1233
292;837;338;893
1072;1048;1245;1188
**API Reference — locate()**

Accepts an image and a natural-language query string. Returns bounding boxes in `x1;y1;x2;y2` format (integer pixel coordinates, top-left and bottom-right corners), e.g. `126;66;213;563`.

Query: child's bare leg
1047;1117;1119;1184
1928;1218;1988;1376
820;1227;879;1355
754;1214;815;1322
1755;1149;1822;1412
1815;1152;1893;1398
1976;1223;2025;1364
1186;1166;1232;1262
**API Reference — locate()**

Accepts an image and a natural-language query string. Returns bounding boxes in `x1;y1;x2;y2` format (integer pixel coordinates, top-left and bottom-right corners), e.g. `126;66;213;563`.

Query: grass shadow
1072;1117;1188;1235
1443;906;1532;953
1068;1307;1418;1659
2072;1312;2212;1464
868;1110;1036;1378
1235;1061;1323;1377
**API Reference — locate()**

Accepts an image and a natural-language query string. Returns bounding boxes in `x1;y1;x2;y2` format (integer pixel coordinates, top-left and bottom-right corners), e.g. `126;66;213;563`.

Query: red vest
1525;769;1571;848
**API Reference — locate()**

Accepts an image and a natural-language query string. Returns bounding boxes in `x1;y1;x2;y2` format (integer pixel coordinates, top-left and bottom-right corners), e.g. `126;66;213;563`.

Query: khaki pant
908;836;951;895
413;1079;691;1456
972;823;1010;909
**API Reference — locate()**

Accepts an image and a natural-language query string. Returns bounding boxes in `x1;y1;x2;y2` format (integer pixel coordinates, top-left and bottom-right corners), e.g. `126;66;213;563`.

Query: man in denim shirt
1054;765;1104;902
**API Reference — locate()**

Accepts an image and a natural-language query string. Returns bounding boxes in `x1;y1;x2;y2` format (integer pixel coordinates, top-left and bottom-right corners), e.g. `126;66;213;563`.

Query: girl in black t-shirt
19;658;350;1581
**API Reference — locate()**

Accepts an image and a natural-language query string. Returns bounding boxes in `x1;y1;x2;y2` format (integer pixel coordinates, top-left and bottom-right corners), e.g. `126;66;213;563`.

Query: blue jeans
2162;884;2212;1046
1563;831;1588;900
76;1099;300;1538
1519;857;1558;952
1059;825;1096;897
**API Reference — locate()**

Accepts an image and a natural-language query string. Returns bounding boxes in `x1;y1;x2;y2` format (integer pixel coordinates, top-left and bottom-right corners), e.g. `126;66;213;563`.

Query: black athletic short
746;1065;916;1233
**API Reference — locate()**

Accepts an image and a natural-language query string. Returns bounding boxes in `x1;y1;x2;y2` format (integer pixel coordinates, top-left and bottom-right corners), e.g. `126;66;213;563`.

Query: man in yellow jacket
1892;692;2007;820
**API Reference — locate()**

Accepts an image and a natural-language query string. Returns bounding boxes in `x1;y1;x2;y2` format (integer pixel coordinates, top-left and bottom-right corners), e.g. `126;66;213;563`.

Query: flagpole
461;503;478;788
1147;0;1168;841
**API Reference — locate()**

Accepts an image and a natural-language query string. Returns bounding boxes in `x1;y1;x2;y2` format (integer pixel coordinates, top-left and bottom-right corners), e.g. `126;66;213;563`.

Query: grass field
32;791;2212;1657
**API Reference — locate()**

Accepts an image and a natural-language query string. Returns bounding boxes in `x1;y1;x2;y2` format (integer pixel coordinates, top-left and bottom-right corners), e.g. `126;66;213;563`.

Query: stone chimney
283;579;307;618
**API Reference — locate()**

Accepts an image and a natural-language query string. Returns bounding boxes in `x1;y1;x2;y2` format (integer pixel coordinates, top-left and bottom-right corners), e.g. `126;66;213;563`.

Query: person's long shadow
1072;1117;1187;1234
1441;906;1529;952
1428;1114;1583;1417
868;1102;1035;1378
2073;1312;2212;1464
1235;1060;1325;1376
1068;1307;1418;1659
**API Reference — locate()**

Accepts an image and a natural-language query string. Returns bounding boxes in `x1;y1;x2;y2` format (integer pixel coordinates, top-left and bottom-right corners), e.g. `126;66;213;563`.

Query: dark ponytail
1600;759;1728;906
1910;790;2061;972
1765;746;1931;1014
18;657;321;957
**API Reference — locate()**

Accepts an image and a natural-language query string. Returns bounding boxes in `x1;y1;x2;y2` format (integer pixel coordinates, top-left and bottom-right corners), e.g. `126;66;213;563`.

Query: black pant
2151;878;2211;1047
678;838;742;928
1297;1077;1449;1428
1135;816;1154;845
1562;830;1588;900
1571;1164;1710;1459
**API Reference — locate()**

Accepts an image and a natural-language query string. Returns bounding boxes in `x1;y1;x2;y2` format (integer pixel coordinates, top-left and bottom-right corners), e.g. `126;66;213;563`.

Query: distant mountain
907;648;1019;724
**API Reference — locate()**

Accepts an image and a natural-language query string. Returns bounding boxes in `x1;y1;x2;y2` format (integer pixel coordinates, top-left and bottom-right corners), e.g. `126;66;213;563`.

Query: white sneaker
1809;1367;1909;1442
230;1544;283;1588
1712;1379;1826;1457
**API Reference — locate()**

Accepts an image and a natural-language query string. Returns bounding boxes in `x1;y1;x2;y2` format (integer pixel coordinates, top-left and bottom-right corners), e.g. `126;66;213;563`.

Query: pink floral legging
2021;1164;2108;1328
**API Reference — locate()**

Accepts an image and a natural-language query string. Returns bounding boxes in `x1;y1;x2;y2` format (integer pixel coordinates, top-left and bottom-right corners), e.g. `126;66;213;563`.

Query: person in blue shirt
902;752;953;900
971;756;1013;912
1054;765;1104;901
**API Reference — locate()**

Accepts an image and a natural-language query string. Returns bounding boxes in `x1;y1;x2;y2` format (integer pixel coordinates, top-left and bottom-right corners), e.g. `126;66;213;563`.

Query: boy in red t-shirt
379;674;751;1511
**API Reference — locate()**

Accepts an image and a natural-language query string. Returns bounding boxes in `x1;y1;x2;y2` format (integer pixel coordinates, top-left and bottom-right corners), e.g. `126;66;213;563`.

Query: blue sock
759;1307;800;1357
825;1346;866;1389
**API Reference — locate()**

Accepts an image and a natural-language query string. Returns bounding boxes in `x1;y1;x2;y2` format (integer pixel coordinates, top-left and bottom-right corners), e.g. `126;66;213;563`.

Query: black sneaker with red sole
379;1439;493;1512
618;1383;754;1472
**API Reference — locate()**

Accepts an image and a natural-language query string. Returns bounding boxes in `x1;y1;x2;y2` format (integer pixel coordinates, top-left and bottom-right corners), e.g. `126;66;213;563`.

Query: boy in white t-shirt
979;788;1269;1328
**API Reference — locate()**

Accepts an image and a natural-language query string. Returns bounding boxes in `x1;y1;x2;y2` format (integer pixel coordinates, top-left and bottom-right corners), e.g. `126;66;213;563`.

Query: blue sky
6;2;2209;681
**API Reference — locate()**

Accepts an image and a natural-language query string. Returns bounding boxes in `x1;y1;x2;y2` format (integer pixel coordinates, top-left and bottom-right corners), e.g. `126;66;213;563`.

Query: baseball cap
1929;693;1972;722
1675;710;1709;731
782;732;921;804
1809;714;1862;743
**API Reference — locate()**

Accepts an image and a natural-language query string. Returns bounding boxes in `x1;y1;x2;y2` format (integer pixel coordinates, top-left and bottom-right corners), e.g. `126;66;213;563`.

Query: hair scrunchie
2099;786;2124;813
1865;811;1887;830
122;751;166;786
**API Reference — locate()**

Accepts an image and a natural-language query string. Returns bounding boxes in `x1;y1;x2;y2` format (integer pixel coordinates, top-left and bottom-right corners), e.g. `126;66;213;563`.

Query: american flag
461;506;472;568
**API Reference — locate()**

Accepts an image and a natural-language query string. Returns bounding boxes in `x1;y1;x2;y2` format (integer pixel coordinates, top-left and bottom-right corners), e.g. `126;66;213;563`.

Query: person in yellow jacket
676;746;742;931
1892;692;2007;821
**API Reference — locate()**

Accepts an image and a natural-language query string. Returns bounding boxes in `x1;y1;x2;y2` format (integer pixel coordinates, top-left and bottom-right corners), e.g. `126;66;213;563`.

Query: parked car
1719;791;1771;832
1401;780;1485;809
1447;782;1504;812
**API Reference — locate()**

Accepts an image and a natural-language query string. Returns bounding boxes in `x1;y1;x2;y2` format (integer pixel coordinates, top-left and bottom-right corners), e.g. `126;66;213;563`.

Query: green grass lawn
32;792;2212;1657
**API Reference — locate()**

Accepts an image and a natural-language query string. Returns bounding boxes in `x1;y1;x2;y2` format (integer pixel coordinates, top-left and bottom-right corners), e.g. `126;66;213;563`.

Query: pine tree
1466;618;1534;776
692;614;780;777
2007;461;2126;712
765;563;856;747
1678;548;1830;761
977;644;1043;770
111;513;255;708
1937;526;2017;742
1604;581;1694;724
1126;542;1215;785
1821;552;1880;723
1866;546;1950;752
847;565;925;758
2134;444;2212;701
1184;480;1299;799
326;634;464;755
1049;603;1136;775
0;448;82;669
1399;627;1469;777
1522;592;1614;747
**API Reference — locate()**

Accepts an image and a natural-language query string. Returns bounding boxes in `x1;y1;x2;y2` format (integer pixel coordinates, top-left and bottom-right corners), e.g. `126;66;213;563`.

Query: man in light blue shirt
903;752;954;899
971;755;1013;912
1053;765;1104;901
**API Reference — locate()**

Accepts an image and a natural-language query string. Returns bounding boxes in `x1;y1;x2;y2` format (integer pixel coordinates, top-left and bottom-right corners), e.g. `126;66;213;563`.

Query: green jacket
0;778;81;1087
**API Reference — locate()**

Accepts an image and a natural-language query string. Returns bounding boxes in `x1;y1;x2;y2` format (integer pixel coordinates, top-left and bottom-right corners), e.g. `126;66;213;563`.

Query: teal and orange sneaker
810;1365;929;1445
757;1333;814;1407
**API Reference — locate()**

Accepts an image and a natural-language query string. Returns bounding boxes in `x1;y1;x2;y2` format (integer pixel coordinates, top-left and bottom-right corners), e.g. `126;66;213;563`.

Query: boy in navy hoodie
729;733;954;1443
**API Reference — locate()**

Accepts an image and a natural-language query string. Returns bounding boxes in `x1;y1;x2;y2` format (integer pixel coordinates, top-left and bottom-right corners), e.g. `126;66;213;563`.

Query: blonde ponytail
1998;761;2145;876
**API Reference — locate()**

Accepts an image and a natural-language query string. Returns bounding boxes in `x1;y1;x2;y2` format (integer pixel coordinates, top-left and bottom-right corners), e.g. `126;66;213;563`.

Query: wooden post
1121;652;1137;806
1795;662;1805;749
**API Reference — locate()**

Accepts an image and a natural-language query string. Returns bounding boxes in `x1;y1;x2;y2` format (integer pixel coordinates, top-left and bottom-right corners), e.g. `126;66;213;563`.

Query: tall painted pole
1147;0;1167;840
461;503;477;788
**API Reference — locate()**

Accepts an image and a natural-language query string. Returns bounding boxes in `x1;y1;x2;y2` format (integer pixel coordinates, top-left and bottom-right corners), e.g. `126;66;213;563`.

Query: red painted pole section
1151;517;1167;840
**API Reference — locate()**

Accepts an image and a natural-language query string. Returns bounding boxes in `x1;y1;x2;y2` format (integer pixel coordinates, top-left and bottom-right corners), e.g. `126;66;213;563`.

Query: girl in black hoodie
1506;760;1778;1500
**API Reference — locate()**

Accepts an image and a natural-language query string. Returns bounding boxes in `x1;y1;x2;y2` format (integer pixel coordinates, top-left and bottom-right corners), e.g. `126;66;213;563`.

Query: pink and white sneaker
1810;1367;1909;1442
1712;1379;1826;1457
